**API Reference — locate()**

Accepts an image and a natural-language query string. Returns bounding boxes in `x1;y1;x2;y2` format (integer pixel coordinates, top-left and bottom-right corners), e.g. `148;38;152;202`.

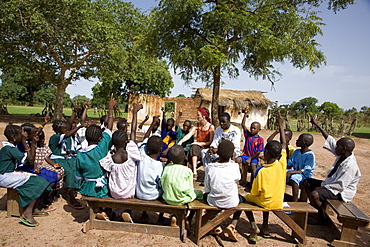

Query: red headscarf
198;108;211;123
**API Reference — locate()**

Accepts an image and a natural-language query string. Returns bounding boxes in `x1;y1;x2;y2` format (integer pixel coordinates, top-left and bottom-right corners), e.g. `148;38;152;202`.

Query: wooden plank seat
4;188;24;217
81;196;188;242
325;199;370;247
188;199;318;245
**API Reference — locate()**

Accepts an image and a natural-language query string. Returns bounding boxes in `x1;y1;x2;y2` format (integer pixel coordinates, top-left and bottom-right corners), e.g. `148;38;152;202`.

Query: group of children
0;99;361;243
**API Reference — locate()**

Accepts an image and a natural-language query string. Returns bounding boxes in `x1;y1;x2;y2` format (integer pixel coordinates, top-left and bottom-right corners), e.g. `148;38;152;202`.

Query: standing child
76;95;116;199
0;125;51;227
286;133;316;202
49;118;86;209
236;105;264;188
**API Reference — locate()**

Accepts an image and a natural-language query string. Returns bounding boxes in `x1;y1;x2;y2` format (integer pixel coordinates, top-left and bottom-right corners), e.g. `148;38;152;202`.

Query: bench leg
6;188;24;217
194;209;203;245
273;211;307;245
178;210;187;243
330;223;358;247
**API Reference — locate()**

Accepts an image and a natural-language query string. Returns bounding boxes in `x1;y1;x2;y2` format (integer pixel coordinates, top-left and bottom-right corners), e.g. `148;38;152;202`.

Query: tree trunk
211;65;221;127
54;84;67;120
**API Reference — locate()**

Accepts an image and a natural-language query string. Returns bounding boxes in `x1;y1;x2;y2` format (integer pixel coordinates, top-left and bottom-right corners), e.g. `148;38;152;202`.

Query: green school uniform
0;145;51;207
49;134;79;189
76;131;112;198
175;125;194;152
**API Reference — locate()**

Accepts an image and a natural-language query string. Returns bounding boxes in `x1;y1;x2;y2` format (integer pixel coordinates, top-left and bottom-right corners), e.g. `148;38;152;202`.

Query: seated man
304;116;361;224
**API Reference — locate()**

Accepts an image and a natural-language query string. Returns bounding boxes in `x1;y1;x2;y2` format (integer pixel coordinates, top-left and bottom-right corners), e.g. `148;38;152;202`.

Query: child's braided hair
112;130;128;148
85;124;103;143
52;120;67;133
4;124;21;140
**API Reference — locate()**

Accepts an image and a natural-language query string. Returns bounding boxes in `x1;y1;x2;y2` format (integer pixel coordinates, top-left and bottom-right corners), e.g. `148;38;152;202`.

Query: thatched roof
194;88;273;108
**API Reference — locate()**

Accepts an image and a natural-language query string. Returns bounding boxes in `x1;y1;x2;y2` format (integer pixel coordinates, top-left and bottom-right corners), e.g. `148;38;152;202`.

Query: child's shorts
306;178;343;202
238;154;259;165
287;173;306;185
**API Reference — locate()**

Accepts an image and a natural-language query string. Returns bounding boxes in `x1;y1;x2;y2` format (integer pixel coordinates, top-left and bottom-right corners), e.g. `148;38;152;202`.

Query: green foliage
319;101;342;116
290;97;319;114
34;86;72;107
0;0;145;119
176;94;187;98
360;106;370;117
0;81;27;104
146;0;354;123
72;95;91;107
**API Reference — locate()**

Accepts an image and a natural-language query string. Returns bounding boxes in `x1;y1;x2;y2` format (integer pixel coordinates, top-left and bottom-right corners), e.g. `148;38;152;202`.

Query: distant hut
194;88;273;128
127;88;273;129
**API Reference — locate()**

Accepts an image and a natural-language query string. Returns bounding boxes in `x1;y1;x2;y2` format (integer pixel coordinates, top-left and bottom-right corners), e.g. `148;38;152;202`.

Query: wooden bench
5;188;24;217
188;199;317;246
81;196;188;242
325;199;370;247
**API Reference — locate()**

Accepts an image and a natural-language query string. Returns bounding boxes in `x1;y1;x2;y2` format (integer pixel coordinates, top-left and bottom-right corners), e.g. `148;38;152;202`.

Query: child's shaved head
217;140;234;160
337;137;355;153
147;136;162;154
169;145;185;164
265;140;282;158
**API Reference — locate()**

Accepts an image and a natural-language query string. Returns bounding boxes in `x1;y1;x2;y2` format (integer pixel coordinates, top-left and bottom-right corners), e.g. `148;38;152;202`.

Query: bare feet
225;224;238;241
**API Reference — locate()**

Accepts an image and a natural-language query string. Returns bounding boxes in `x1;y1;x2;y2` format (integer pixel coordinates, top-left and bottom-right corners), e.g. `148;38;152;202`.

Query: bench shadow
62;203;89;223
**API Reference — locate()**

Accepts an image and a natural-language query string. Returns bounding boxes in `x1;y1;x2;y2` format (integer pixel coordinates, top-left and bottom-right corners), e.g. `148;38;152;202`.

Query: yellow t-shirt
288;144;296;159
245;149;287;209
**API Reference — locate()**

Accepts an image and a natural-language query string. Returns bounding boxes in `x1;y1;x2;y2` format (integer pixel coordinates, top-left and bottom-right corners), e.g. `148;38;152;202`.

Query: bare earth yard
0;116;369;246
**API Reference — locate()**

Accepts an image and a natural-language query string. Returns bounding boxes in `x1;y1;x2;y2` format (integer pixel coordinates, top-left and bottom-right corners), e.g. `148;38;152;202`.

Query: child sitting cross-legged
286;133;316;202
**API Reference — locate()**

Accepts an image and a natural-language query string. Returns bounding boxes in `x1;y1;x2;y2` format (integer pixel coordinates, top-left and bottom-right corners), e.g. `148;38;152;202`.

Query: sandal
19;216;39;227
68;203;85;210
43;205;57;212
96;212;110;221
225;224;238;241
247;235;260;244
122;212;133;223
209;226;223;235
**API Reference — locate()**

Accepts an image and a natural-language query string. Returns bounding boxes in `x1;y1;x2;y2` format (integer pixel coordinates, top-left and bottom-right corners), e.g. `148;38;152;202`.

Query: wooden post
6;188;24;217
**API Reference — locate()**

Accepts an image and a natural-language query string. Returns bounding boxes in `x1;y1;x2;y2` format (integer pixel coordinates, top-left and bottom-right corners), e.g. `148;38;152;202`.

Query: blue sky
67;0;370;110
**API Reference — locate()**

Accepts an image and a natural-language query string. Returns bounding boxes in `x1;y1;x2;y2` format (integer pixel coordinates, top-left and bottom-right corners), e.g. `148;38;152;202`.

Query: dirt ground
0;116;369;247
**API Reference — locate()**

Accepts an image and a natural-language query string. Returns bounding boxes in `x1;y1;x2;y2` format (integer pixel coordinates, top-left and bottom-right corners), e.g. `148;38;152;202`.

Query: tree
290;97;319;114
92;55;173;109
360;106;370;117
146;0;354;125
34;86;72;108
0;81;27;105
72;95;91;107
319;101;341;117
0;0;144;119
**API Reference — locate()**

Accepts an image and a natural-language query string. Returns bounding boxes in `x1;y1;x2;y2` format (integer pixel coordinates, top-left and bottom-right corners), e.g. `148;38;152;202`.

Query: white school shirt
321;135;361;202
204;161;241;208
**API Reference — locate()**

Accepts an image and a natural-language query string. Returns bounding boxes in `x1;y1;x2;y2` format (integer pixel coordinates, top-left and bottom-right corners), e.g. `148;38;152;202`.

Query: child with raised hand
160;107;177;159
136;115;165;223
0;125;51;227
286;133;316;202
49;118;86;209
304;116;361;224
76;95;116;200
236;105;264;188
203;140;243;241
174;109;193;153
267;128;295;159
243;112;286;242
